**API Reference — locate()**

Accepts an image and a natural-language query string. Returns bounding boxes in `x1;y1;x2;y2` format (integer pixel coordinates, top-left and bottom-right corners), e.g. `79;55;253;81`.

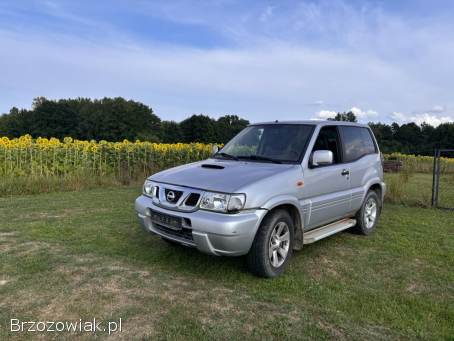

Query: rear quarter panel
349;153;383;211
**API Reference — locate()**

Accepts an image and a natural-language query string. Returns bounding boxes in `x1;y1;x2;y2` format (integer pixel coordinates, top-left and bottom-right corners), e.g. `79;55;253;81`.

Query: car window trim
367;127;379;153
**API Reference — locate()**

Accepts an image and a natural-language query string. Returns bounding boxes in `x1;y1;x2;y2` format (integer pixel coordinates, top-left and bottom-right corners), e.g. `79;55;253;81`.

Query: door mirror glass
312;150;333;167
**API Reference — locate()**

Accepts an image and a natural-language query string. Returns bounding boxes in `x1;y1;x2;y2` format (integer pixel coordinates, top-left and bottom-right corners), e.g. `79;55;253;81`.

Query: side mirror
311;150;333;167
211;144;219;156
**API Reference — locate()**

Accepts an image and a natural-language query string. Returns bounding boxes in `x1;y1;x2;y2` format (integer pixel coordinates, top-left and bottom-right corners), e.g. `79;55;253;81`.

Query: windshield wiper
240;155;283;164
214;152;239;161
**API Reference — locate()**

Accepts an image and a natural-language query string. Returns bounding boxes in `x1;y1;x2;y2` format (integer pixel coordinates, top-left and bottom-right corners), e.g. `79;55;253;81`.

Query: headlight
228;194;246;211
143;180;154;196
200;192;246;213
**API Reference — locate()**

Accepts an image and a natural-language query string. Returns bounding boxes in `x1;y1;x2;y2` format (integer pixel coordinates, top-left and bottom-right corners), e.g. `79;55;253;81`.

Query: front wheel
353;190;381;235
247;209;294;278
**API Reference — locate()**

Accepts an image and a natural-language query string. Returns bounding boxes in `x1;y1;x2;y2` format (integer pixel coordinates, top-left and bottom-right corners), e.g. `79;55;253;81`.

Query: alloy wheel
268;221;290;267
364;197;378;229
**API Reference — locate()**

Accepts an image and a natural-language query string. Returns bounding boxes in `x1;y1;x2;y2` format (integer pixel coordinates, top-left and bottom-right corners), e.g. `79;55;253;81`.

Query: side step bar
303;218;356;244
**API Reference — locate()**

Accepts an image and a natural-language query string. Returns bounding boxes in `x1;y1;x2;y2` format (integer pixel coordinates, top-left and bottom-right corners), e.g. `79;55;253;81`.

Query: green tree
328;111;357;122
430;123;454;150
77;97;160;141
368;122;400;153
394;123;422;154
29;99;79;139
0;107;33;137
160;121;182;143
179;114;217;143
0;97;161;141
215;115;249;143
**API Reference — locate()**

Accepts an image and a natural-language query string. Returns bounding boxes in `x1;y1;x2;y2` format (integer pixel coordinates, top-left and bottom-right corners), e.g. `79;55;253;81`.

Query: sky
1;0;453;126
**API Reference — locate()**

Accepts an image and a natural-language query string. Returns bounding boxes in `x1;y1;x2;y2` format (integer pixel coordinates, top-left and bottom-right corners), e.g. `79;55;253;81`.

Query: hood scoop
201;164;225;169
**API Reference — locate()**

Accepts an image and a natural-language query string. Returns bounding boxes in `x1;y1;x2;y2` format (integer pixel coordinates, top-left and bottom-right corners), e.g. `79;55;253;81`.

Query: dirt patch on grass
406;281;427;295
0;280;8;285
0;238;58;257
2;245;314;339
318;320;345;340
306;254;341;280
0;231;17;238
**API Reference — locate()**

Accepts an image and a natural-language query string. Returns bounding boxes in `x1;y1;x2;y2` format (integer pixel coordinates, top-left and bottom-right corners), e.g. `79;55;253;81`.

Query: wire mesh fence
432;148;454;210
383;151;454;208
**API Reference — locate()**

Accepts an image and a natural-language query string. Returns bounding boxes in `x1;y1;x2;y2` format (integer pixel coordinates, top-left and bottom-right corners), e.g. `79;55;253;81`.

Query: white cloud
1;29;424;121
390;112;408;122
429;105;445;113
391;111;453;127
313;107;378;122
314;110;337;120
1;1;454;124
349;107;379;120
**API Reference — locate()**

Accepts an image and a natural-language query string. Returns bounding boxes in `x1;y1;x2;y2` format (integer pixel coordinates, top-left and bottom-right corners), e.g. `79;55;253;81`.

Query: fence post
431;148;440;207
436;149;441;207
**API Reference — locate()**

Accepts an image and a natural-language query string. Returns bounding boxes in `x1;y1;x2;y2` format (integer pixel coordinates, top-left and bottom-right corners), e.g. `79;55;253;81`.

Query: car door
302;125;351;229
339;126;379;212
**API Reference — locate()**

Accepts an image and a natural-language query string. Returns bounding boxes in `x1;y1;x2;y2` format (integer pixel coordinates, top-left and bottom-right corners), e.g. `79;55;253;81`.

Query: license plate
149;209;182;230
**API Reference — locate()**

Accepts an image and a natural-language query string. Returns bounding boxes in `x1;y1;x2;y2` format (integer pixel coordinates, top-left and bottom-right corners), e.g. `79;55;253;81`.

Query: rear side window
340;126;377;162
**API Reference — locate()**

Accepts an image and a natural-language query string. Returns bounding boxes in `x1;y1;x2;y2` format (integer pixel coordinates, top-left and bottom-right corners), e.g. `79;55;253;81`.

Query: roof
249;120;369;128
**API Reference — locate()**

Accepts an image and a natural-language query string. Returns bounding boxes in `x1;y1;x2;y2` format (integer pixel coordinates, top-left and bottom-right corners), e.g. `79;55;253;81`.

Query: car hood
150;158;296;193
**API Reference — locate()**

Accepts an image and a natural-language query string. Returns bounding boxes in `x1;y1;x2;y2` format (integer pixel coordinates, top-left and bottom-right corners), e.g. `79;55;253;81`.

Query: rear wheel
353;190;381;235
247;209;294;278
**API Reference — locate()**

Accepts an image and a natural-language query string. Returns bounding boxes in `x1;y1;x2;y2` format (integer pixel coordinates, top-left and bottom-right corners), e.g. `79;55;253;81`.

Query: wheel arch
367;181;385;204
259;197;304;250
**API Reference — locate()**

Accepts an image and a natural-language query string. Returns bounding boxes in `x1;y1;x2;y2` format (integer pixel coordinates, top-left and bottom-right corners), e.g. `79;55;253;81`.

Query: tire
353;190;381;235
247;209;294;278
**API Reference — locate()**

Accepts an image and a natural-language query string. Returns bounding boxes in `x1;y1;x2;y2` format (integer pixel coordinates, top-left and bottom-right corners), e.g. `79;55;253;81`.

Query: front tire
247;209;294;278
353;190;381;235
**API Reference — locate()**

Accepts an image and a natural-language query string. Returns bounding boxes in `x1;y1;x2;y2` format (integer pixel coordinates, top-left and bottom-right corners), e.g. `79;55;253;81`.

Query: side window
312;126;341;164
340;127;377;162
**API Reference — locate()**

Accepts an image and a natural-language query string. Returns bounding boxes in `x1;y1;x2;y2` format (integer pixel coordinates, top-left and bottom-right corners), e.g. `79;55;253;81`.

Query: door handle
341;169;350;176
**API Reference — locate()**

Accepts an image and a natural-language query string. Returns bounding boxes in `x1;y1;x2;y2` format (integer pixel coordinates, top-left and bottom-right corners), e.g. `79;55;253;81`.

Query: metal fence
432;148;454;210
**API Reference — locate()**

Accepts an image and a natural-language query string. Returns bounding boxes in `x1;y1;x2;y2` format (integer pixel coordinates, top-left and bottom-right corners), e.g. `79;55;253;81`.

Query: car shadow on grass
134;229;353;282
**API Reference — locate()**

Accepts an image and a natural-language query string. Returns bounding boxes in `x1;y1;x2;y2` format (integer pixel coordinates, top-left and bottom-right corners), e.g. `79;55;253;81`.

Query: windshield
216;124;314;163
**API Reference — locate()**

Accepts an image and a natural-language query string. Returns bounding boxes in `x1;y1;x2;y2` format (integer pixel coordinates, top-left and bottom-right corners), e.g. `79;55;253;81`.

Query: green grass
0;174;142;197
1;187;453;340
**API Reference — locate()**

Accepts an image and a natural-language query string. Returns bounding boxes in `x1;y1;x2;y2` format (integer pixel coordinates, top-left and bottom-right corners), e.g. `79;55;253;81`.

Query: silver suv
135;121;385;277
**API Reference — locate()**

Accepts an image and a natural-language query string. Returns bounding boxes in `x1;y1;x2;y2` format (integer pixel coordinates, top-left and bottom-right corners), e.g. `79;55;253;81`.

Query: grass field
385;172;454;208
0;187;453;340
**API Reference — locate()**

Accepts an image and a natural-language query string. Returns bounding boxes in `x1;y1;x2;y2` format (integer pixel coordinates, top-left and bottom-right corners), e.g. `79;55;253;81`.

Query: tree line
0;97;249;144
331;111;454;155
0;98;452;155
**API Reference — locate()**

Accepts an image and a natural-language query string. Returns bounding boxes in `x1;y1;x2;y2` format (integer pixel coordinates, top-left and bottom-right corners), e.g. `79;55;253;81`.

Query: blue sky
1;0;453;125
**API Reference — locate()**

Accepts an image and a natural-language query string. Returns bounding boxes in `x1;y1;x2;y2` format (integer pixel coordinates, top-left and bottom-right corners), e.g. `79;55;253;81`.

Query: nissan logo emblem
166;190;176;202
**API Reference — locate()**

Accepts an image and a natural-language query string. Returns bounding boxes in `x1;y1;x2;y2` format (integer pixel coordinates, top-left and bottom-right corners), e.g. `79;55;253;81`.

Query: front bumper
135;195;267;256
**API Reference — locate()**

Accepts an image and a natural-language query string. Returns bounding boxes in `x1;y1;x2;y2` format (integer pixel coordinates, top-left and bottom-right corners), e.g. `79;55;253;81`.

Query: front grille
185;193;200;206
164;189;183;203
154;223;193;241
156;183;203;211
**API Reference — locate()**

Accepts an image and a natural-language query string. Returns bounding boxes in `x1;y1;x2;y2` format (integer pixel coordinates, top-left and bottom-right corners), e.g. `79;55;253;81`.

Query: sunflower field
384;152;454;173
1;135;454;179
1;135;454;196
0;135;213;192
